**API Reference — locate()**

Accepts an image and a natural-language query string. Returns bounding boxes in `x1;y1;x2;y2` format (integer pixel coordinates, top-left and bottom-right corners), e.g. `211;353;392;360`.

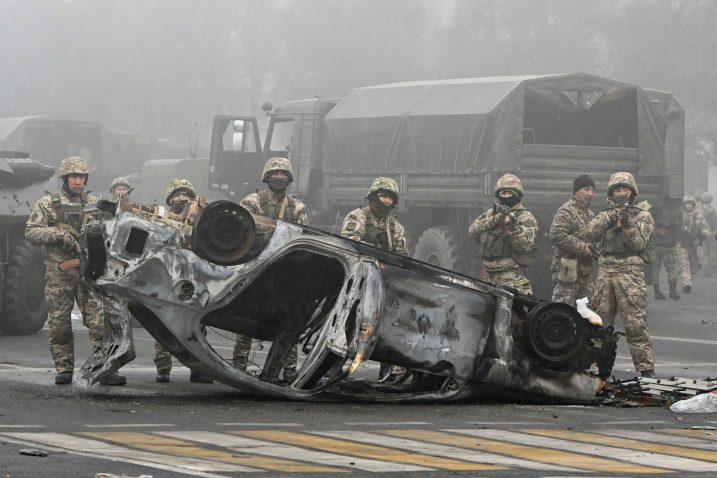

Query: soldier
549;174;597;305
158;179;214;384
25;156;126;385
676;195;710;293
109;177;132;198
586;172;656;378
697;192;717;273
468;173;538;295
649;206;682;300
341;177;408;379
231;158;309;382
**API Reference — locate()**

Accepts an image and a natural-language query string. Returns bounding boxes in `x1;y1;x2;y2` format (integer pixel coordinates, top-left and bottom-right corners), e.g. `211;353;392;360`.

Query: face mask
268;179;290;193
169;200;188;214
499;194;520;208
369;197;393;217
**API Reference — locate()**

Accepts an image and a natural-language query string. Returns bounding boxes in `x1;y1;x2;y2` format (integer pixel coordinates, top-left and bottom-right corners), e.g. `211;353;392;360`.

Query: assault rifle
493;203;520;226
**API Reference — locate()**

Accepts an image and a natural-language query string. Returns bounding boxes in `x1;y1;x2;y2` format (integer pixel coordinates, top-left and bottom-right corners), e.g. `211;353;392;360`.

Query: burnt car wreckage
78;197;617;403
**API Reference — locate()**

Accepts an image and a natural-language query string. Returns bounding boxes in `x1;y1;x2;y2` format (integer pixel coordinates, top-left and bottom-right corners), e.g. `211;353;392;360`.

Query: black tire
0;238;48;335
413;226;466;272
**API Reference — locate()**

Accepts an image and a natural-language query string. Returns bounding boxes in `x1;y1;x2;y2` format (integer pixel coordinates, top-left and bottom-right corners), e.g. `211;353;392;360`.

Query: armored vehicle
0;151;52;334
206;74;685;298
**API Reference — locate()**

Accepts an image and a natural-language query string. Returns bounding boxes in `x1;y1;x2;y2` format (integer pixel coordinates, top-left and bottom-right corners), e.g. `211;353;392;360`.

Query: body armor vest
476;209;535;266
49;191;88;235
259;190;295;222
361;206;394;252
652;223;678;248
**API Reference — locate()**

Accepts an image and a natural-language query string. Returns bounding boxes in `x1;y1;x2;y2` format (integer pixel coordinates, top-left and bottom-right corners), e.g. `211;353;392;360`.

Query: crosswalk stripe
523;429;717;463
449;429;716;473
83;431;340;473
0;432;254;474
160;430;429;472
383;429;662;474
316;430;571;472
600;429;717;451
662;429;717;442
237;430;495;471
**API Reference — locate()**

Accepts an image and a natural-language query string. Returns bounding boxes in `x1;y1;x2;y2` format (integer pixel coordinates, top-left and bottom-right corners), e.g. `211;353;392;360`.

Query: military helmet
607;172;638;197
683;195;696;206
494;173;524;197
700;191;713;203
56;156;89;178
165;178;196;205
261;157;294;183
110;176;132;191
366;177;400;204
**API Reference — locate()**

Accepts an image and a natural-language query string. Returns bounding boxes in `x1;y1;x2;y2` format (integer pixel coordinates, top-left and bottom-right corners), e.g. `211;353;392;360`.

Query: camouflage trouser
676;244;692;287
592;267;655;372
45;262;104;373
551;273;593;306
652;246;680;285
698;239;712;272
154;342;172;372
485;267;532;295
232;334;297;371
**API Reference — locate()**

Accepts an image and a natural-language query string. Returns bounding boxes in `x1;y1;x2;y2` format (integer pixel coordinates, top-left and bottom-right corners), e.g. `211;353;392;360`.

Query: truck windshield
268;117;295;155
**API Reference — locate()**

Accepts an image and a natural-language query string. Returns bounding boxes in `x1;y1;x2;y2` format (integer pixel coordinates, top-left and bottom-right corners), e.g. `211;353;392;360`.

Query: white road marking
601;429;717;450
467;421;548;425
216;422;302;427
0;432;255;476
0;425;45;429
84;423;176;428
597;421;668;425
450;429;717;473
314;430;577;472
650;335;717;346
161;430;430;472
344;421;431;426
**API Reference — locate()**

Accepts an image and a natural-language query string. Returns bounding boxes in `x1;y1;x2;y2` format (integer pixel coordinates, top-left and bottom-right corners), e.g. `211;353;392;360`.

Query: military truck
0;151;52;334
208;73;684;299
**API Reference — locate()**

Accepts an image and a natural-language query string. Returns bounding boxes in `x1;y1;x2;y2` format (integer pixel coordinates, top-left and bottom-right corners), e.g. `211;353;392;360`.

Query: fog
1;0;715;190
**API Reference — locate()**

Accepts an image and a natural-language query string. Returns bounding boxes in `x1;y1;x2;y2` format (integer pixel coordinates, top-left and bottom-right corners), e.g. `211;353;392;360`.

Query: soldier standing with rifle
469;174;538;295
25;157;125;385
549;174;597;305
677;195;710;293
649;206;682;300
587;172;656;378
232;157;309;382
697;192;717;273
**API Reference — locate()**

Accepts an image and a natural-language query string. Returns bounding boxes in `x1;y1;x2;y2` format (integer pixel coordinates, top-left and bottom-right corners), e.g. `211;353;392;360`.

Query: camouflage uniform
549;197;596;305
232;158;309;373
677;195;710;290
697;192;716;271
649;207;681;299
586;172;655;373
24;157;104;374
468;174;538;295
341;178;408;256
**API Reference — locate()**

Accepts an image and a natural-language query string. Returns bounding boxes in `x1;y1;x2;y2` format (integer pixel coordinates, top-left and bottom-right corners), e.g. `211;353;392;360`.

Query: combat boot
682;283;692;294
99;371;127;386
283;367;298;383
641;369;656;378
54;371;73;385
156;370;170;383
668;281;681;300
653;284;666;300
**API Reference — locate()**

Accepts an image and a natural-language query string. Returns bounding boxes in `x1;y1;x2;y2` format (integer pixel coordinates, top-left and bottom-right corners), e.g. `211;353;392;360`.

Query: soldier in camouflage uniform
155;179;214;383
697;192;717;273
676;195;710;293
649;206;682;300
342;177;408;379
549;174;597;305
586;172;656;377
109;177;132;198
468;174;538;295
25;157;125;385
341;177;408;256
232;158;309;382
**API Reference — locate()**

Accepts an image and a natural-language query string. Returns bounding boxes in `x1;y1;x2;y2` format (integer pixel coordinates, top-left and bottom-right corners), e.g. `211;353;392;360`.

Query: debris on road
670;390;717;414
18;448;47;457
601;377;717;407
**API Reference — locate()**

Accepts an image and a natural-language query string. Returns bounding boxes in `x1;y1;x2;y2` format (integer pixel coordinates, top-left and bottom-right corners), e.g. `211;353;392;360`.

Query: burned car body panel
80;201;616;402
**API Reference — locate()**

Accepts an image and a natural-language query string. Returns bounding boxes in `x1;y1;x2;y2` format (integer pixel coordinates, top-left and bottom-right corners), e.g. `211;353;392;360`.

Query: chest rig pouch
49;192;88;234
600;226;629;256
259;190;295;222
361;207;394;252
476;210;535;266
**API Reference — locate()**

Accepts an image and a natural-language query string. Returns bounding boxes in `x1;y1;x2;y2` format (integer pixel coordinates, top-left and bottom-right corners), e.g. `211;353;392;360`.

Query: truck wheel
413;227;466;272
0;239;48;335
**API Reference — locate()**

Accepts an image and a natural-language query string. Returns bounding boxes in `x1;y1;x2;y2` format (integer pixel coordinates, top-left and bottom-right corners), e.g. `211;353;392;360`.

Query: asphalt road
1;274;716;478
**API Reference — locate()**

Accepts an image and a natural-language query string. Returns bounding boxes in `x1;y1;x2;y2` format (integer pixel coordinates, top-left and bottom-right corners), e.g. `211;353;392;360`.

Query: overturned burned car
79;198;617;402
